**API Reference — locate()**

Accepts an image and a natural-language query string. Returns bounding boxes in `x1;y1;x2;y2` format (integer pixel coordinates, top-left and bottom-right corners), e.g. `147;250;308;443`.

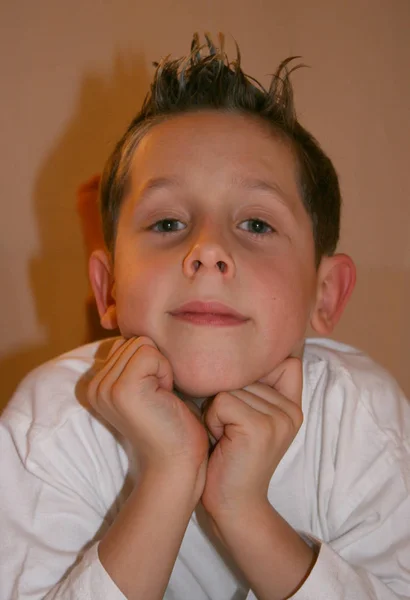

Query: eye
150;219;186;233
238;219;274;235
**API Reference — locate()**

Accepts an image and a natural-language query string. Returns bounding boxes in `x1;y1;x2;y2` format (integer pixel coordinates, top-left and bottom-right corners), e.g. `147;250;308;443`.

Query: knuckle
256;414;274;438
111;380;129;407
107;338;125;359
86;378;96;399
282;412;295;435
86;374;102;407
215;390;229;402
136;336;158;349
86;386;96;408
213;391;232;409
279;408;301;436
96;378;111;404
288;356;302;369
292;406;304;430
135;344;158;365
139;344;157;357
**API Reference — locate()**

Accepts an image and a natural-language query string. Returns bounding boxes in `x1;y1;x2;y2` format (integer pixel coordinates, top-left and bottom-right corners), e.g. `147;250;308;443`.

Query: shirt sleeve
288;456;410;597
245;495;410;600
44;544;126;600
0;406;128;600
289;537;410;599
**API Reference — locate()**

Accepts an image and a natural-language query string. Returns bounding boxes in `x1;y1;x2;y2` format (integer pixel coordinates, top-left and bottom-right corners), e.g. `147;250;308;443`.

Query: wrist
137;461;206;508
99;461;203;600
207;494;270;530
209;500;316;600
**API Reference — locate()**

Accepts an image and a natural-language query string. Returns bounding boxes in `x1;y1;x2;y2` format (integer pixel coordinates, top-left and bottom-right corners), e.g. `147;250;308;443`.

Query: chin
172;364;257;399
158;337;270;398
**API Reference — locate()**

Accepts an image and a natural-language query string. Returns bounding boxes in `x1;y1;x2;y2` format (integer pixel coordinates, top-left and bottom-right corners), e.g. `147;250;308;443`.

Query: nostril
217;261;226;273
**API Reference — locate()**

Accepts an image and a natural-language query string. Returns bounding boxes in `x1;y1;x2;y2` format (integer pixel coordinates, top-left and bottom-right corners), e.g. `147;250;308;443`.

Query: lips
170;301;249;326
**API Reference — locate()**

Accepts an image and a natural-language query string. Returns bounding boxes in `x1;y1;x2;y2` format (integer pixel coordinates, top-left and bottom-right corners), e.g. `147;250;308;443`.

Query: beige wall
1;0;409;409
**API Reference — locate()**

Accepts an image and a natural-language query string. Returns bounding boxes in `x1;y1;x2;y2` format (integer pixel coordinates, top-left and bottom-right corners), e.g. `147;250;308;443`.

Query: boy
1;34;409;600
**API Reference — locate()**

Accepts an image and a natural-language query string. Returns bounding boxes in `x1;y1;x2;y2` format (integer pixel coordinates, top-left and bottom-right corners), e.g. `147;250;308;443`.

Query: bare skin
88;337;314;600
87;337;209;600
87;111;355;598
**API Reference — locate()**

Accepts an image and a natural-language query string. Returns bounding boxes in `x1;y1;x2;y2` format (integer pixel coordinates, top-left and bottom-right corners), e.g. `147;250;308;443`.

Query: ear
88;249;118;330
310;253;356;335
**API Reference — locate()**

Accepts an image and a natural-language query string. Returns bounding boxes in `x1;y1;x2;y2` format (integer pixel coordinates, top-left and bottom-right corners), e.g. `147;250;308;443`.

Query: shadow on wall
1;55;409;408
0;53;150;409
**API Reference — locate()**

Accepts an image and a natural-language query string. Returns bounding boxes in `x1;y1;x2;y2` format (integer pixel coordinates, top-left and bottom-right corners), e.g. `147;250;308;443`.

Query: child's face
109;111;319;397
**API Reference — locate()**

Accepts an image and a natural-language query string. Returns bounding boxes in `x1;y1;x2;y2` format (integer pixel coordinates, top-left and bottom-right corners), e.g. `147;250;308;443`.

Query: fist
87;337;210;477
201;357;303;517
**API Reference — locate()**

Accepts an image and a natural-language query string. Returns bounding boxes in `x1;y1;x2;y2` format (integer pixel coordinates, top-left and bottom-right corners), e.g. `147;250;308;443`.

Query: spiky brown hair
100;33;341;263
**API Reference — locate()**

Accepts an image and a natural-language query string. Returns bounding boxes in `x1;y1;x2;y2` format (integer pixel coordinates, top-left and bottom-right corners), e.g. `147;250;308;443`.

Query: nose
182;230;236;279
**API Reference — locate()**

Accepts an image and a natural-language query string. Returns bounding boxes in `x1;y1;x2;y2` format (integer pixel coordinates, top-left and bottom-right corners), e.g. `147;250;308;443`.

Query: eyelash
150;218;274;237
150;219;186;233
238;219;274;236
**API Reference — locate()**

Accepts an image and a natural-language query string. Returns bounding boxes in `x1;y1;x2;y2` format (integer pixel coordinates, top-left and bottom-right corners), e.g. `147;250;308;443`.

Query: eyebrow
135;177;182;204
230;176;291;208
134;175;292;211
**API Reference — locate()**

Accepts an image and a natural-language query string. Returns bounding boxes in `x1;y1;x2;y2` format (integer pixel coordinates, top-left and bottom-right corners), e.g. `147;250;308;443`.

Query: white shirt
1;338;409;600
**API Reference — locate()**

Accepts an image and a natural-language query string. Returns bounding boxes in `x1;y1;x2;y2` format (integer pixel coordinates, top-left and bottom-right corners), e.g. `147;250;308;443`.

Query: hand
87;337;210;485
201;358;303;519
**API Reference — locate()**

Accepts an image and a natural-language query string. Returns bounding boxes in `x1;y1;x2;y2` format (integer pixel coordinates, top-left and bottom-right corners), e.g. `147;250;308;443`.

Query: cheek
252;261;313;337
114;263;168;337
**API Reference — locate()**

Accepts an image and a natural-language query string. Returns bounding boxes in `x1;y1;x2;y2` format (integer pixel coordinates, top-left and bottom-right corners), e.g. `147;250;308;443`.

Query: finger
227;388;276;416
107;337;128;359
118;343;174;394
204;391;264;442
257;357;302;406
205;387;303;449
106;335;158;361
88;337;160;405
88;337;135;406
95;336;135;383
95;338;173;405
100;337;145;386
239;383;303;425
89;337;130;392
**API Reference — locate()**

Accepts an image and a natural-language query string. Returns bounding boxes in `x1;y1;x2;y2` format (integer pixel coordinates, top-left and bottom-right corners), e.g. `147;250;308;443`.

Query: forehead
129;111;301;206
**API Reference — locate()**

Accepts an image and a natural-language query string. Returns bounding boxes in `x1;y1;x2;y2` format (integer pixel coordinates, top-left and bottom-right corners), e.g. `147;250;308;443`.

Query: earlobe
310;254;356;335
88;250;118;330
